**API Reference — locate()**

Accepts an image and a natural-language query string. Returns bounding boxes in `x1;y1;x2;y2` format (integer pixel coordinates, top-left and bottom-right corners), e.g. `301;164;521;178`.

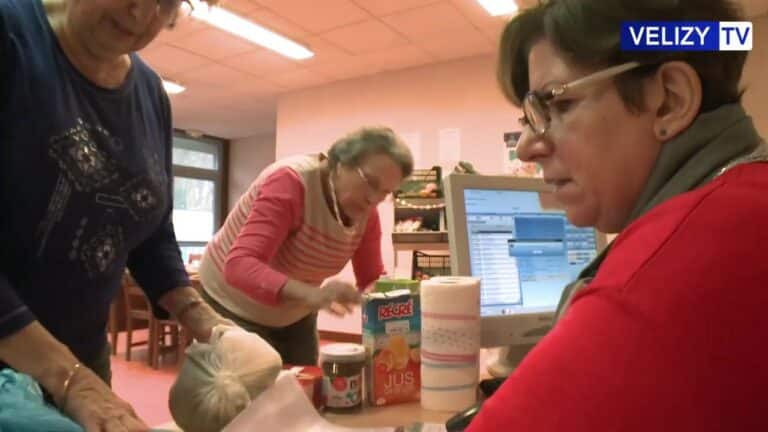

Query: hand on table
60;365;148;432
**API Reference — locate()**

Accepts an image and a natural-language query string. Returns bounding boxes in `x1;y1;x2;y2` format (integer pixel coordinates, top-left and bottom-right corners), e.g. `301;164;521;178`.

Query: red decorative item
283;365;324;411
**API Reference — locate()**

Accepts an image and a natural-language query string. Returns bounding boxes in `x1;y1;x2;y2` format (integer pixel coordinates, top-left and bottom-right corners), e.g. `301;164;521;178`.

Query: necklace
328;173;346;227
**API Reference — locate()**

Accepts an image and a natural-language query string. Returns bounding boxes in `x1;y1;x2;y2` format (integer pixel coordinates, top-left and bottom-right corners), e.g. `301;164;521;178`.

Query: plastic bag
0;368;83;432
169;325;283;432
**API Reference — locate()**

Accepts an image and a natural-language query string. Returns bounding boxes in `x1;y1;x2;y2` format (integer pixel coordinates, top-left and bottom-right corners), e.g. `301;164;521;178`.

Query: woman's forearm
159;286;230;342
281;279;319;306
0;321;80;402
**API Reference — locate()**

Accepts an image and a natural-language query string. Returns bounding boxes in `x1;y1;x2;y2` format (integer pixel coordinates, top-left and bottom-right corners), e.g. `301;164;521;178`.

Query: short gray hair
327;127;414;178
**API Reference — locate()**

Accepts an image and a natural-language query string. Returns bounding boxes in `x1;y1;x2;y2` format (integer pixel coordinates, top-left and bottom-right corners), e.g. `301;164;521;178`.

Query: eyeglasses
355;167;389;200
519;61;643;136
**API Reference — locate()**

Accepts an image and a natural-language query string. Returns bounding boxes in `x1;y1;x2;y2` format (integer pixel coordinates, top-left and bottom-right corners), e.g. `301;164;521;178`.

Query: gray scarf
554;103;764;320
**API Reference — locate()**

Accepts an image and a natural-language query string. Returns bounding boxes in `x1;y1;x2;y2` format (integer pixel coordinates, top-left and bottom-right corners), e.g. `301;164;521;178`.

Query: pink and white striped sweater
199;154;384;327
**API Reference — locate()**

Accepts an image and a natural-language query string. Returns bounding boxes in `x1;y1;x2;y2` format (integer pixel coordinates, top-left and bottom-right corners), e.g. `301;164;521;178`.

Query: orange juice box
362;288;421;406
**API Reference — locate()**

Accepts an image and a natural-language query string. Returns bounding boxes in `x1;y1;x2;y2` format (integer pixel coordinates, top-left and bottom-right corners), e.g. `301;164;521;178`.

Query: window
172;133;227;265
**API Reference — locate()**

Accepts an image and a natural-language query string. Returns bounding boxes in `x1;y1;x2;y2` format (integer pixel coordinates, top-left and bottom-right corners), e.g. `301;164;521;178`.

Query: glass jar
320;343;366;413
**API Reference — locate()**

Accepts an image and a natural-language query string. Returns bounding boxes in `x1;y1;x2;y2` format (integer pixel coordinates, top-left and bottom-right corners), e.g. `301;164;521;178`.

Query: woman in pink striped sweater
198;127;413;364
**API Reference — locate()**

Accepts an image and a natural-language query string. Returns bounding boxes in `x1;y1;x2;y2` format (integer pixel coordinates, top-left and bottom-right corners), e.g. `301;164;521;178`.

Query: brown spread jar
320;343;366;413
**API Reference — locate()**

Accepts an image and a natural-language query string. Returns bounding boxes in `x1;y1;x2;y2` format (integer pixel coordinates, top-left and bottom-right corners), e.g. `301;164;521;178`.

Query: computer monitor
444;174;606;374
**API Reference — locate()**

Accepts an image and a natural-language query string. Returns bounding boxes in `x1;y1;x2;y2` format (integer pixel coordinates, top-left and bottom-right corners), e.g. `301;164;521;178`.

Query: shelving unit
392;193;449;270
392;232;449;250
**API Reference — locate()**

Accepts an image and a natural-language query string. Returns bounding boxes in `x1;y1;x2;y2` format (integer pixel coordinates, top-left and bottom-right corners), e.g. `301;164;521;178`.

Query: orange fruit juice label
362;290;421;406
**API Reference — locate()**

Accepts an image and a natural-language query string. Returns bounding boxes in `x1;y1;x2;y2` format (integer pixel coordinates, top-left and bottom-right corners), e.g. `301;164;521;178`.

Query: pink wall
276;54;523;275
275;54;522;333
228;133;276;210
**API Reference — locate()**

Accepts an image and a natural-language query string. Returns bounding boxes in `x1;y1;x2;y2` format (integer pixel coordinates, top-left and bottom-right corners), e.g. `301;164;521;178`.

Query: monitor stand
487;343;537;378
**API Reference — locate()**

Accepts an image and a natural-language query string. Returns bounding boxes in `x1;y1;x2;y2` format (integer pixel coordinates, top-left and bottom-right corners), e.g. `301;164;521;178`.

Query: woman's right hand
59;365;148;432
283;279;361;316
281;279;360;316
314;279;362;316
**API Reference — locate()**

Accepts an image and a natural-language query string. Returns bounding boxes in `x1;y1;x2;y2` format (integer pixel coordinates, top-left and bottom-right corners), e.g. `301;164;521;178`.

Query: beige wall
228;133;276;210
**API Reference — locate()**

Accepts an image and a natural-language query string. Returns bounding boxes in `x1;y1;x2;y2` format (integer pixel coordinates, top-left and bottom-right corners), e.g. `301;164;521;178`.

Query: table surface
155;347;496;431
325;402;455;428
154;402;456;430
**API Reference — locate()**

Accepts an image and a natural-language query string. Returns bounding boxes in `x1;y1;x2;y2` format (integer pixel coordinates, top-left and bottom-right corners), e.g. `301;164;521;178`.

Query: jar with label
320;343;366;413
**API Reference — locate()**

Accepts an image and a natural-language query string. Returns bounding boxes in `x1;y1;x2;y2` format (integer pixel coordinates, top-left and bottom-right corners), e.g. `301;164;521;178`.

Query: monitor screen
462;188;599;317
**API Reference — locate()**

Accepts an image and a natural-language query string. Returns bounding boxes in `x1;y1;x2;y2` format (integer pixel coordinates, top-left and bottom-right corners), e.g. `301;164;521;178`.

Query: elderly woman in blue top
0;0;232;430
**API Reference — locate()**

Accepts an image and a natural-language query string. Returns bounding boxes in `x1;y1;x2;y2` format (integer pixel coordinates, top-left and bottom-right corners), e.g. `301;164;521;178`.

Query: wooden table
153;402;455;430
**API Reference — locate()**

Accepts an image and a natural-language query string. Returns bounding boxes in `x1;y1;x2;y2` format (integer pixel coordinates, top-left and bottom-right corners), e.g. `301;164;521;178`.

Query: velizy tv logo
621;21;752;51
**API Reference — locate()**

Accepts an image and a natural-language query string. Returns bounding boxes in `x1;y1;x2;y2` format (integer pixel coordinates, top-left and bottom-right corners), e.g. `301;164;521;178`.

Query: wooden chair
107;298;120;355
122;274;155;363
151;319;190;369
121;272;188;368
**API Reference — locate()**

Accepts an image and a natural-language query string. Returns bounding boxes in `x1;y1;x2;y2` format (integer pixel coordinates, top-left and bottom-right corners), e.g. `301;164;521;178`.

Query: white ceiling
139;0;768;140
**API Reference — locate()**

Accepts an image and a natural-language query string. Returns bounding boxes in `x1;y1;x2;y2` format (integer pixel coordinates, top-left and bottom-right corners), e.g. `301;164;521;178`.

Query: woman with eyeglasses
467;0;767;431
197;127;412;365
0;0;233;431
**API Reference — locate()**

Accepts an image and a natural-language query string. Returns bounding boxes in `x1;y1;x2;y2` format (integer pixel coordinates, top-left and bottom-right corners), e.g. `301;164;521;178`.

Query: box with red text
362;289;421;406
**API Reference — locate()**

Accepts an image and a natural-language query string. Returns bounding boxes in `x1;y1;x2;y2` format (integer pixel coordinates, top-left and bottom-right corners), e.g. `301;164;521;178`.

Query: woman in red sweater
467;0;768;430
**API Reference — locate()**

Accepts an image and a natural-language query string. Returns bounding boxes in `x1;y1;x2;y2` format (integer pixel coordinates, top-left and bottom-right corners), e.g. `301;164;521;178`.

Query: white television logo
719;21;752;51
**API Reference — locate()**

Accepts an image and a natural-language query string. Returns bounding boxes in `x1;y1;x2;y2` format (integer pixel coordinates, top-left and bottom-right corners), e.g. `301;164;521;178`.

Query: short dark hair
498;0;748;113
327;127;414;178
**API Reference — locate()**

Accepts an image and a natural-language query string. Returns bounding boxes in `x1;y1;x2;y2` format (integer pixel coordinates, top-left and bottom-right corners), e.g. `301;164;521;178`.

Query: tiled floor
110;330;181;427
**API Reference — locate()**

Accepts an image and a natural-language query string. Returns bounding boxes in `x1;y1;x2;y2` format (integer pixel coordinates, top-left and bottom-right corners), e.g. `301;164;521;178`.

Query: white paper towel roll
420;276;480;412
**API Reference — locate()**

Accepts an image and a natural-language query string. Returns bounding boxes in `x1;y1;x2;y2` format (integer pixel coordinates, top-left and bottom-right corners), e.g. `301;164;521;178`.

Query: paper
420;277;481;412
400;132;422;167
224;373;396;432
438;128;461;162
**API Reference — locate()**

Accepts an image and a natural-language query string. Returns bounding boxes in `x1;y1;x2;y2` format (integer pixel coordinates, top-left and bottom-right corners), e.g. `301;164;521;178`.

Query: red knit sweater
467;163;768;431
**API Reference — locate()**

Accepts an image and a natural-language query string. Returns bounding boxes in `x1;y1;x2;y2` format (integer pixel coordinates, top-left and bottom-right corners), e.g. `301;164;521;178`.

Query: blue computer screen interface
464;188;598;317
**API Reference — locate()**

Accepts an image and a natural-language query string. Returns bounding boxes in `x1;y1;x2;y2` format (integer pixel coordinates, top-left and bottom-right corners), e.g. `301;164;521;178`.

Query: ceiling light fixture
162;79;186;95
186;0;314;60
476;0;519;16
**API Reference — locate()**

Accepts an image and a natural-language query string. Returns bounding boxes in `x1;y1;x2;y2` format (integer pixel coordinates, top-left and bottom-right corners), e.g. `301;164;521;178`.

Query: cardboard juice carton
362;288;421;406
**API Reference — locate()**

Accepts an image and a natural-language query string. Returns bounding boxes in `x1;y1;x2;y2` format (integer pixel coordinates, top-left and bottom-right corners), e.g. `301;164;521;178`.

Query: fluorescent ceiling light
186;0;314;60
476;0;519;16
162;79;186;95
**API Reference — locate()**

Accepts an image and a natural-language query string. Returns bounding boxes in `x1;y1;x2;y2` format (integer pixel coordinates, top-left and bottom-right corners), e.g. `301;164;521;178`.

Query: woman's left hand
179;302;237;343
160;287;237;343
